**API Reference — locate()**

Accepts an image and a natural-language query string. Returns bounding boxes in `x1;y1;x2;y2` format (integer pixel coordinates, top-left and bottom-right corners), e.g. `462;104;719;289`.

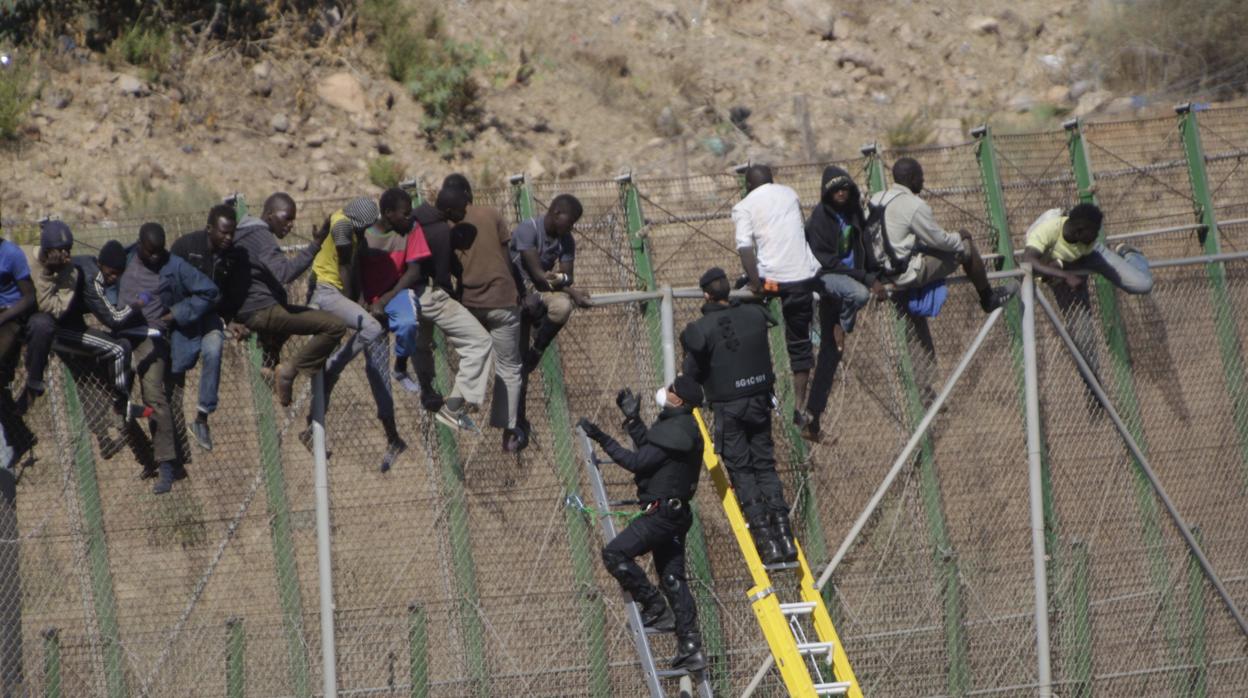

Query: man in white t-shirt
732;164;821;422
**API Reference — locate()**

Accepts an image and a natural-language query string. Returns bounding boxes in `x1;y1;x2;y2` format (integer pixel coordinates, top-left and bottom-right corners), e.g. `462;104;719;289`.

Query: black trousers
602;501;699;641
713;394;786;521
776;281;815;373
806;299;842;417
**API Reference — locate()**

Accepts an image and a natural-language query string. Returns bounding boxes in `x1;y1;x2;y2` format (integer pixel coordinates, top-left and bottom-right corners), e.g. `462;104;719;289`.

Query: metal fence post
244;338;311;698
1177;104;1248;492
226;617;245;698
1064;118;1183;683
41;628;61;698
510;174;610;697
1067;540;1092;698
730;168;828;566
1187;526;1208;697
408;604;428;698
59;367;128;698
621;175;730;695
310;372;338;698
863;146;969;696
405;185;491;697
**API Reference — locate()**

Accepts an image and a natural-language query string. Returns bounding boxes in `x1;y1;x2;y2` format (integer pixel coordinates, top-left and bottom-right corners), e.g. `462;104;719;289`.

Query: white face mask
654;387;668;409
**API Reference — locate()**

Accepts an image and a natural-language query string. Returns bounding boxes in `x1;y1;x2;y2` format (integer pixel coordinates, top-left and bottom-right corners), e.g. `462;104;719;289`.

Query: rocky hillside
0;0;1200;223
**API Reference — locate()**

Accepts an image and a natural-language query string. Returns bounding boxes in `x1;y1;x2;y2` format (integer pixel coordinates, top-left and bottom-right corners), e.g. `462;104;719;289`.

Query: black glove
615;388;641;422
577;417;605;441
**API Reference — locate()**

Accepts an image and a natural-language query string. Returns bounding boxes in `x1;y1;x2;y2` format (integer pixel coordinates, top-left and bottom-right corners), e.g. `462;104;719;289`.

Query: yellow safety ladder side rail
795;548;862;698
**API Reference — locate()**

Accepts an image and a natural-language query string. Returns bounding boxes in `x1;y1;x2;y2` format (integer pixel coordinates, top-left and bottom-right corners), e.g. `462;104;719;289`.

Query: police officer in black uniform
680;267;799;566
577;374;707;673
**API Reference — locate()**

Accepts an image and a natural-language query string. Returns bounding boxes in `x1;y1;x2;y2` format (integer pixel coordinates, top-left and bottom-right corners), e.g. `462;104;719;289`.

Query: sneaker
139;463;159;480
435;405;479;433
274;364;297;407
393;370;421;394
799;413;822;444
380;438;407;473
981;281;1020;312
502;429;521;453
296;426;332;458
172;463;189;481
1113;242;1143;258
98;432;126;460
153;462;175;494
420;390;445;413
189;420;213;451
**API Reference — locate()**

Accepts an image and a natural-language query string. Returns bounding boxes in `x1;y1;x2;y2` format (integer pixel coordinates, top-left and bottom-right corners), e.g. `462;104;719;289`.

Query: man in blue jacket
119;223;219;494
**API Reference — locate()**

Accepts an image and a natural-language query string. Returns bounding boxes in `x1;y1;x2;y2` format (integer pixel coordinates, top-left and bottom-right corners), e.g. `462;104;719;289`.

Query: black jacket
170;229;249;321
681;300;776;403
413;203;463;296
805;165;877;284
597;405;703;502
70;255;144;333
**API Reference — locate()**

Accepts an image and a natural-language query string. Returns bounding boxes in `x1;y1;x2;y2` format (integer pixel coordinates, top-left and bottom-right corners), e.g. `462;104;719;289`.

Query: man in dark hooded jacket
578;375;707;674
800;166;883;441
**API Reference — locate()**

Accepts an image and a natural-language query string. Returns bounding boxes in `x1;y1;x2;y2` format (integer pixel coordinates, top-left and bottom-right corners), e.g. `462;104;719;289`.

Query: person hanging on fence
681;266;799;567
577;374;709;674
441;174;528;453
119;223;219;494
867;157;1018;315
800;166;884;443
405;185;494;433
302;195;410;469
509;194;592;375
731;164;821;437
168;204;251;452
0;220;43;466
233;193;347;407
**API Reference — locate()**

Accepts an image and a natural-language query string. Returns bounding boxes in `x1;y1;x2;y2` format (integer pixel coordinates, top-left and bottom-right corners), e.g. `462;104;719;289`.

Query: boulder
317;72;368;116
117;74;148;97
270;113;290;133
781;0;836;39
967;16;999;34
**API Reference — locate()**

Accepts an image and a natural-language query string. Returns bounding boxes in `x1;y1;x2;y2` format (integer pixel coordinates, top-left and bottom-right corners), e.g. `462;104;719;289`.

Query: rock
781;0;836;39
167;87;186;104
1008;92;1037;112
181;144;196;154
294;175;309;192
526;155;547;179
836;52;882;76
556;161;579;178
1069;80;1096;100
314;160;335;174
967;16;999;34
1105;97;1137;114
91;192;108;207
252;80;273;98
270;113;290;133
306;132;327;148
117;74;148;97
655;105;681;137
252;61;272;80
45;89;72;109
317;72;368;116
376;141;393;155
1073;89;1112;117
1045;85;1071;104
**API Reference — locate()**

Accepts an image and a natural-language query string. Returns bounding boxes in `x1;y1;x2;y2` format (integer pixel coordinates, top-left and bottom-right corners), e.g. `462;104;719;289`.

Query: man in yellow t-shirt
1022;203;1153;295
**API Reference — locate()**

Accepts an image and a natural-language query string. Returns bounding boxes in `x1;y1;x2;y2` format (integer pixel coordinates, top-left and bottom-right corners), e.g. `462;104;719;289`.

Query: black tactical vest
636;407;703;501
688;302;774;403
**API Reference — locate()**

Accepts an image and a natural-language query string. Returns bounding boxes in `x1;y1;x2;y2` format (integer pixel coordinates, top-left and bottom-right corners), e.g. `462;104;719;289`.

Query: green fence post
60;368;128;698
405;184;491;698
1067;540;1092;698
1065;118;1182;686
511;175;610;698
244;339;311;698
41;628;60;698
226;617;245;698
408;604;429;698
1177;105;1248;492
621;175;730;696
1187;526;1208;697
864;147;969;696
730;169;828;566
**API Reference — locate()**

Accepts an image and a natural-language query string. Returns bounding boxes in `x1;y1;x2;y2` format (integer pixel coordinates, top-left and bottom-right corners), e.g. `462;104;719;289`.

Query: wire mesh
1;110;1248;698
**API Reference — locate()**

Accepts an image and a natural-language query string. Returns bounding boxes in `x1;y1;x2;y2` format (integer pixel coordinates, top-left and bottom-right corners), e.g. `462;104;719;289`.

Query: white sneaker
393;370;421;394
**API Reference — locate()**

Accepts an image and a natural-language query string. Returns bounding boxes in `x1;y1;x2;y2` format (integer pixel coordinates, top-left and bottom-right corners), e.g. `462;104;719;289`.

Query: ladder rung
797;641;834;657
763;561;800;571
779;601;817;615
813;681;852;695
655;669;690;678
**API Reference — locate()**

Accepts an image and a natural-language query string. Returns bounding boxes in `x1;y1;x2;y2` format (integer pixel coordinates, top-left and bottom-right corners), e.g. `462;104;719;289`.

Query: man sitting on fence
233;193;347;407
120;223;219;494
1022;203;1154;296
577;375;708;674
0;216;36;467
169;204;251;451
510;194;592;374
867;157;1018;313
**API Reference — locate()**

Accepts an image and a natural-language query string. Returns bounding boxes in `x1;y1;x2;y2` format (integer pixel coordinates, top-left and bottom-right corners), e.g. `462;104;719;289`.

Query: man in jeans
0;217;36;466
119;223;219;494
233;193;346;406
410;187;493;432
169;204;250;451
442;174;526;452
732;164;820;432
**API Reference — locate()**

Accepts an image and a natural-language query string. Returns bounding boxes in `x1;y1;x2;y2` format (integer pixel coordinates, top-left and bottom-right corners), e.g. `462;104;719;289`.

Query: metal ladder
576;427;714;698
692;409;861;698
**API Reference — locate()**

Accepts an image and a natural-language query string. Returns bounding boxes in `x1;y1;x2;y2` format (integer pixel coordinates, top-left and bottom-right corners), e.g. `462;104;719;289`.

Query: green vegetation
0;57;34;140
368;156;406;189
119;176;220;231
1090;0;1248;97
1;1;323;45
106;23;173;79
886;112;933;149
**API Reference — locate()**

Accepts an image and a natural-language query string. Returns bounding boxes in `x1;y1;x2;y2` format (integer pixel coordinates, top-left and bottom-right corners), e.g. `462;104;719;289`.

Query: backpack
865;197;908;276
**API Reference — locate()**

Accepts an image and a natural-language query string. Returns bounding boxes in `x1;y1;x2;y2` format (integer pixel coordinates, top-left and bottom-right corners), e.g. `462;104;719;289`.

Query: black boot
637;591;675;633
524;320;561;373
750;515;785;567
771;511;799;563
671;635;707;673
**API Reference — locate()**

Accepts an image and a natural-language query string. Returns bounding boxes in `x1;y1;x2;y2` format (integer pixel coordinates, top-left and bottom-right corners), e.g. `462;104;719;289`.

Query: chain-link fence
2;108;1248;697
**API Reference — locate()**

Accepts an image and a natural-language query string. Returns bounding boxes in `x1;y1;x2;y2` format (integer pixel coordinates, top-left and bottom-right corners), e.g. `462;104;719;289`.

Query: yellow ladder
693;409;861;697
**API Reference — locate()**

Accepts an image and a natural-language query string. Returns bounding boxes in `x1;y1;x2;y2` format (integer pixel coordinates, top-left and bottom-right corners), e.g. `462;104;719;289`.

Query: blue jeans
385;290;420;360
196;326;224;414
816;272;871;333
1067;244;1153;294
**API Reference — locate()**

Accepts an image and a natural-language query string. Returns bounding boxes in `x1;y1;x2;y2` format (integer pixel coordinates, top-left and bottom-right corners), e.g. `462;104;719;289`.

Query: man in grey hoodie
232;193;346;406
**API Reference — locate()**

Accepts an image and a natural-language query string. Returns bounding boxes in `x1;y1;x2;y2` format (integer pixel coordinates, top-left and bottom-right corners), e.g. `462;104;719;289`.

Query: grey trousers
413;287;493;406
469;306;522;429
311;283;395;421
